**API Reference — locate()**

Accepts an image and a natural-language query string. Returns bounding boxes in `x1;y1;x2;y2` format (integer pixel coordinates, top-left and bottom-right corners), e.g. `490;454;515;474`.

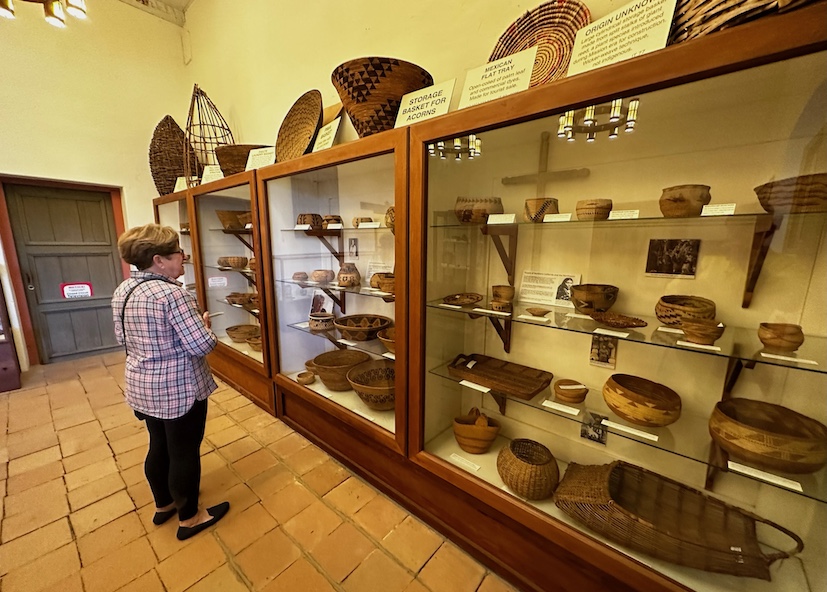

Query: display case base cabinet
278;385;683;592
209;350;274;414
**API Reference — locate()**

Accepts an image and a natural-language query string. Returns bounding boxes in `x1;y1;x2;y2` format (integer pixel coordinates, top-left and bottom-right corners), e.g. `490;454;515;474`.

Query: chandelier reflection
428;135;482;161
557;98;640;142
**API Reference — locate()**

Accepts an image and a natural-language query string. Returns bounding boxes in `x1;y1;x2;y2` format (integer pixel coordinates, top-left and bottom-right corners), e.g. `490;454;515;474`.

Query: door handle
24;272;35;291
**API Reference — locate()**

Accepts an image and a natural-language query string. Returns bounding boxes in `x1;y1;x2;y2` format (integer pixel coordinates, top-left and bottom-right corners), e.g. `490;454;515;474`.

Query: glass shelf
425;300;827;374
276;278;395;302
287;321;395;359
280;226;393;233
217;335;263;363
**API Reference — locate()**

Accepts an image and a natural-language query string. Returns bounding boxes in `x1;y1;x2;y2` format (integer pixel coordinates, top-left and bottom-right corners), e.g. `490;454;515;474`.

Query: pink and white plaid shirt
112;271;217;419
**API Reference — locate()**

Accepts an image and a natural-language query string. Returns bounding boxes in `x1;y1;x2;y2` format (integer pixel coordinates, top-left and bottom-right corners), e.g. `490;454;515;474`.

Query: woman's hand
203;311;211;329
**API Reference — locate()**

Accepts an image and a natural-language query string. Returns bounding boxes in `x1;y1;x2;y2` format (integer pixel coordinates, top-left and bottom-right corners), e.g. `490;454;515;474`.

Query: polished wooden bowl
680;319;725;345
758;323;804;352
603;374;681;427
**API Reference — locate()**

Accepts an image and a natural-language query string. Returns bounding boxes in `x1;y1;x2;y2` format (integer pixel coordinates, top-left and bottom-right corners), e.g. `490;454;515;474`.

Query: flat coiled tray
447;353;553;400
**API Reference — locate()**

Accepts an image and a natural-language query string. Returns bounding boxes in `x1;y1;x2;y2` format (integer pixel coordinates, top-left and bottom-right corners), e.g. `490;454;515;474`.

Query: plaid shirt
112;270;217;419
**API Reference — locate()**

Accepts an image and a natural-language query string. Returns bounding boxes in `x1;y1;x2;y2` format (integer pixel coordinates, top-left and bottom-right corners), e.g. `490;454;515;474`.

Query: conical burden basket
554;461;803;580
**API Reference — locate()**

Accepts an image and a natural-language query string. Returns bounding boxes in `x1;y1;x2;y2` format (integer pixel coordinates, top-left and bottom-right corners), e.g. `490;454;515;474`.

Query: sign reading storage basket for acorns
567;0;678;77
394;79;455;127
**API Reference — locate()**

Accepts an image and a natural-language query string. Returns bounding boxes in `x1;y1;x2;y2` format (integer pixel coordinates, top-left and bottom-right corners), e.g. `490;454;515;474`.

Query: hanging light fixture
558;97;641;143
428;135;482;161
0;0;88;25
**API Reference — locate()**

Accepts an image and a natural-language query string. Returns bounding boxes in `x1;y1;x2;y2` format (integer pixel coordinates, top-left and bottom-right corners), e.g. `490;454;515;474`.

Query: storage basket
554;461;804;580
276;89;324;162
246;336;262;352
377;328;396;353
754;173;827;213
602;374;681;427
148;115;201;196
225;324;259;343
575;199;613;220
215;144;268;177
497;439;559;499
311;350;371;391
655;295;716;326
334;314;393;341
709;398;827;474
184;84;234;188
215;210;252;231
347;360;395;410
453;407;501;454
553;379;588;404
331;57;434;138
489;0;591;86
217;256;248;269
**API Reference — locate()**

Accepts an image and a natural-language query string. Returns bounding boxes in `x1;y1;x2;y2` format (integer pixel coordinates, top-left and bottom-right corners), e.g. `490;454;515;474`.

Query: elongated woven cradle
554;461;803;580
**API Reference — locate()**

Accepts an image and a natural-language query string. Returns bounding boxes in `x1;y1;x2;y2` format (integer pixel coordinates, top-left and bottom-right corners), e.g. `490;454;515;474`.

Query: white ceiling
116;0;196;27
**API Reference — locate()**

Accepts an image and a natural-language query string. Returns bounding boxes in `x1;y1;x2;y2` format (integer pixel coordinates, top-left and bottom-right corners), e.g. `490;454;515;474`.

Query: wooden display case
407;5;827;591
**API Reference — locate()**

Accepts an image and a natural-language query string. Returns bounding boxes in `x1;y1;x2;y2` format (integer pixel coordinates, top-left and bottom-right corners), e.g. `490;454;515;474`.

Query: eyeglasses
163;248;186;258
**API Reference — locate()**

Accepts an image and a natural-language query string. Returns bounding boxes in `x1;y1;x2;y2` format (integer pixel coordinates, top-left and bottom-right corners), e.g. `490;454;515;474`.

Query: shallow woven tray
709;398;827;474
225;324;259;343
497;439;559;499
334;314;393;341
215;210;252;231
555;461;803;580
148;115;200;196
442;293;483;306
276;89;324;162
448;353;553;400
215;144;268;176
590;311;648;328
489;0;591;86
753;173;827;213
603;374;682;427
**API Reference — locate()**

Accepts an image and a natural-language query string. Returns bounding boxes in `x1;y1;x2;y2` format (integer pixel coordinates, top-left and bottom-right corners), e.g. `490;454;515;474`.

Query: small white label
449;453;481;472
337;339;357;347
472;307;511;317
466;360;477;368
173;176;197;192
567;313;593;320
361;287;379;292
608;209;639;220
727;461;803;492
677;340;721;351
487;213;516;225
327;223;343;230
374;291;393;297
439;303;462;309
383;352;396;360
208;276;228;288
245;146;275;170
656;326;684;334
459;379;489;393
730;546;742;552
353;409;375;421
360;221;381;229
296;322;310;329
294;224;312;231
602;419;659;442
542;399;581;416
702;203;736;216
329;286;346;291
760;352;818;365
558;384;586;390
250;309;259;314
517;314;551;323
61;283;93;299
594;328;629;338
245;223;253;229
200;164;224;185
312;117;341;152
543;213;572;223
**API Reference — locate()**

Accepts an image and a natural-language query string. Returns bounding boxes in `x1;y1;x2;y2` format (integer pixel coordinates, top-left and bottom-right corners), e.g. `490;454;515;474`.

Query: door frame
0;175;129;366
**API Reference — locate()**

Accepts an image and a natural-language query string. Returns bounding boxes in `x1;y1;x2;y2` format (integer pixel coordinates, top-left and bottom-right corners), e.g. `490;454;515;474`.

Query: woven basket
215;144;268;177
603;374;682;427
709;398;827;474
757;322;804;351
276;89;324;162
524;198;559;222
555;461;804;580
454;197;504;225
576;199;613;220
668;0;818;45
246;336;262;352
754;173;827;213
553;379;588;404
184;84;234;188
215;210;251;231
225;324;259;343
347;360;395;411
453;408;501;454
334;314;393;341
571;284;618;314
331;57;434;138
589;312;647;329
377;328;396;353
148;115;201;196
497;439;559;499
311;350;371;391
217;256;248;269
655;295;716;326
489;0;591;86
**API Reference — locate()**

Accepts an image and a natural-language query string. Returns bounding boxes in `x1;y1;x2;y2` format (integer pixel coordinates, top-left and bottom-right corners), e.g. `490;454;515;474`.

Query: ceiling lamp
0;0;87;26
428;135;482;161
557;98;640;142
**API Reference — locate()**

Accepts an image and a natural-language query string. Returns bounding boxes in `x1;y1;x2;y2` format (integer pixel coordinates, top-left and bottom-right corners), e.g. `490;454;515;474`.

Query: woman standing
112;224;229;540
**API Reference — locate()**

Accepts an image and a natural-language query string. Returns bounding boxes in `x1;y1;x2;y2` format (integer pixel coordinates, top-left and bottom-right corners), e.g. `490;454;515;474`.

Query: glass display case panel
195;184;263;365
421;52;826;591
155;199;196;295
267;154;397;434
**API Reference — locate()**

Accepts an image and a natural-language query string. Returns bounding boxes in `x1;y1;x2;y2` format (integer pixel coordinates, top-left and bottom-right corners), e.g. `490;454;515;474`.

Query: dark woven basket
331;57;434;138
215;144;268;177
276;89;324;162
148;115;201;195
496;439;559;499
489;0;591;86
555;461;804;580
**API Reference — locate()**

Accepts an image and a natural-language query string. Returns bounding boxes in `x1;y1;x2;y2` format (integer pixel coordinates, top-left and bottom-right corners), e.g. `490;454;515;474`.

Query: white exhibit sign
312;117;341;152
200;165;224;185
458;46;538;109
208;276;228;288
173;176;198;193
245;147;275;170
61;282;93;299
702;203;737;216
567;0;678;77
487;213;516;225
395;79;455;127
544;213;572;222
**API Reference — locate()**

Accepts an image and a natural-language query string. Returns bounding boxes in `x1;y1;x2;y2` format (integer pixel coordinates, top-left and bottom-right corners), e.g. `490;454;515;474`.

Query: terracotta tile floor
0;353;521;592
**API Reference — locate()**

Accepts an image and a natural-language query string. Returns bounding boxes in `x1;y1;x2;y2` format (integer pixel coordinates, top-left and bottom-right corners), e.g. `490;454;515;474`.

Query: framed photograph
645;239;701;278
589;334;618;369
348;237;359;259
519;270;581;308
580;412;608;445
309;290;335;315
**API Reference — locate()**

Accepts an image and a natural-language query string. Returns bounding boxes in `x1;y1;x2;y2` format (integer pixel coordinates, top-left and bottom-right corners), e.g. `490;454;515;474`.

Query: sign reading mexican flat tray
458;47;538;110
567;0;677;77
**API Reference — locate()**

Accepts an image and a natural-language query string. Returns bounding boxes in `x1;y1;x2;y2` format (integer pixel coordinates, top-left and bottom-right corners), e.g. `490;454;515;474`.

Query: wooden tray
447;353;553;400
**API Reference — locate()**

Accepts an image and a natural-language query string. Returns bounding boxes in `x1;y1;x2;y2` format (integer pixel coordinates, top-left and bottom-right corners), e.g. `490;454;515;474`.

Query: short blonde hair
118;224;179;270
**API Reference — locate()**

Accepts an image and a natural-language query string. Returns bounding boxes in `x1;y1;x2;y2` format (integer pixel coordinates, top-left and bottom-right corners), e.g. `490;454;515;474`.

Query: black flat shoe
153;508;177;525
176;502;230;541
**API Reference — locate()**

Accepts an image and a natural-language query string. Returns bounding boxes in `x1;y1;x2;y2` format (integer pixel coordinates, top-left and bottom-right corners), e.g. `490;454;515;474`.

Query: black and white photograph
580;412;608;445
519;270;581;308
348;237;359;259
589;334;618;369
645;238;701;278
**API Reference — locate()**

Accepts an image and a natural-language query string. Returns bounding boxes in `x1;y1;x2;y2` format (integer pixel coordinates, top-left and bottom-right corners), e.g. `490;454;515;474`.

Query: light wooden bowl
680;319;725;345
758;323;804;352
603;374;681;427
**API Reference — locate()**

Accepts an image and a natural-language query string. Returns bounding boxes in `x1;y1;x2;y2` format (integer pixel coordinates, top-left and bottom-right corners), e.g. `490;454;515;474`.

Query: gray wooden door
5;184;124;363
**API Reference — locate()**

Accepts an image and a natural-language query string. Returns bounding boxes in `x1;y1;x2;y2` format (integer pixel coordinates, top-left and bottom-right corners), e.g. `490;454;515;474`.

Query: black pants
136;398;208;521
